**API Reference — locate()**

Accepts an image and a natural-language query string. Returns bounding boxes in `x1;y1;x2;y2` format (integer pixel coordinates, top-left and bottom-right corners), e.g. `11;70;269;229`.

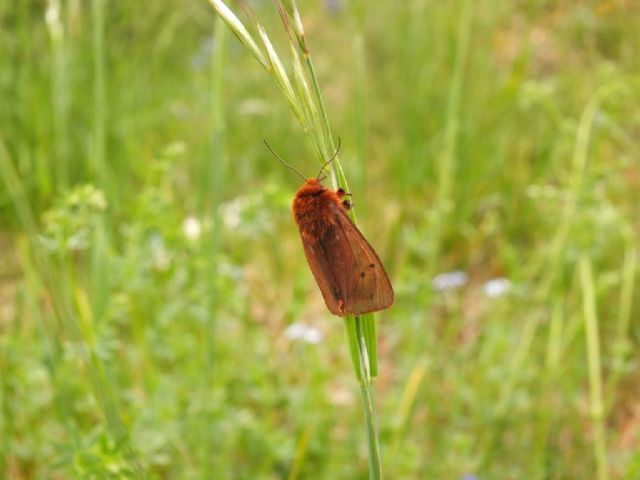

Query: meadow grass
1;1;639;479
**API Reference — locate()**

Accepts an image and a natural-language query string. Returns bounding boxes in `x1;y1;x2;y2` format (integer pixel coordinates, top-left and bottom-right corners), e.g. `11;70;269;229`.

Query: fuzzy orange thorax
292;179;343;243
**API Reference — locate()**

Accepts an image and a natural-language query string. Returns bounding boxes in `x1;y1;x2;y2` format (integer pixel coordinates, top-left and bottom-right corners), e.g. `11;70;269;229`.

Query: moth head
297;178;326;197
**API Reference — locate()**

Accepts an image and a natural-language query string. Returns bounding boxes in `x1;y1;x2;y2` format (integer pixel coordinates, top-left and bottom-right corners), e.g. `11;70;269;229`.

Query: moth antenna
264;140;307;182
315;137;342;180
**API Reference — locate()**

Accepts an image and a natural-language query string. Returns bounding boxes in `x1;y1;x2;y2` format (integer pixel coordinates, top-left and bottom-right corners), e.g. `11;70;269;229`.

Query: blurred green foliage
1;0;639;478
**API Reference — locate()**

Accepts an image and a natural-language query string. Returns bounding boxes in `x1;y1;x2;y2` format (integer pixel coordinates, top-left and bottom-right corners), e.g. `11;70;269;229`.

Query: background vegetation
1;0;639;478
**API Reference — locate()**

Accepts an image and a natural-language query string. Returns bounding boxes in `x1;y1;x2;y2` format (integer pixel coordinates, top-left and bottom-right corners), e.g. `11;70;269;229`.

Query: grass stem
91;0;107;190
356;318;383;480
579;256;609;480
428;0;471;273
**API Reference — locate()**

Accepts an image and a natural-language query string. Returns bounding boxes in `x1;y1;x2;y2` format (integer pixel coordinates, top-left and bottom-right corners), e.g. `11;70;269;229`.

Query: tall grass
1;1;639;479
208;1;385;476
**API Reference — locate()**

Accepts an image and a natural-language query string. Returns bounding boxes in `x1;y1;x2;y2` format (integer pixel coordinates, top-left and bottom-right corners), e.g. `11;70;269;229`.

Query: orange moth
266;140;394;316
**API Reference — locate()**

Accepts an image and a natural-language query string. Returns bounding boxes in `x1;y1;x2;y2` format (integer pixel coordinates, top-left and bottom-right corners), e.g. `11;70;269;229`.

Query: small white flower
284;323;324;345
303;328;324;345
284;323;306;339
182;216;202;240
483;278;511;298
432;270;468;292
219;199;243;229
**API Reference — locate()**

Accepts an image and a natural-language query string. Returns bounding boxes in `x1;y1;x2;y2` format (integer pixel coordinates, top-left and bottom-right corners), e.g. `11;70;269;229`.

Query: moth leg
336;187;352;198
337;298;346;315
337;187;353;210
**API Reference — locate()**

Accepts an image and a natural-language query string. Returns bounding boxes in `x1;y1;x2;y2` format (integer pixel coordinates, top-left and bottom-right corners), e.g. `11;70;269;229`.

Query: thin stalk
287;426;311;480
285;2;379;371
391;358;428;454
207;13;228;361
297;12;382;474
287;4;382;474
351;0;368;184
533;300;565;478
46;0;70;189
91;0;107;190
428;0;471;273
197;14;228;475
607;227;636;400
207;2;385;476
481;311;542;471
579;256;608;480
356;320;382;480
90;0;109;366
494;313;541;415
304;53;342;187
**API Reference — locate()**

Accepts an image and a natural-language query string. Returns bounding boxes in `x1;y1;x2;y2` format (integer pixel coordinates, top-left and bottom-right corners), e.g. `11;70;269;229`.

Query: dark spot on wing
369;263;375;268
360;271;366;278
369;294;374;300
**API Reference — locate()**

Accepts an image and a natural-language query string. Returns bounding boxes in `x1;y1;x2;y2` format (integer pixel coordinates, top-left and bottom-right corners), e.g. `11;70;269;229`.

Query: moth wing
301;236;345;316
330;203;394;315
300;203;394;316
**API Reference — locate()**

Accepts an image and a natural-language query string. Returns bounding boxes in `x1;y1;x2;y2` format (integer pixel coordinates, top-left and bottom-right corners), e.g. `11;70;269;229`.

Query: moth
266;140;394;316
